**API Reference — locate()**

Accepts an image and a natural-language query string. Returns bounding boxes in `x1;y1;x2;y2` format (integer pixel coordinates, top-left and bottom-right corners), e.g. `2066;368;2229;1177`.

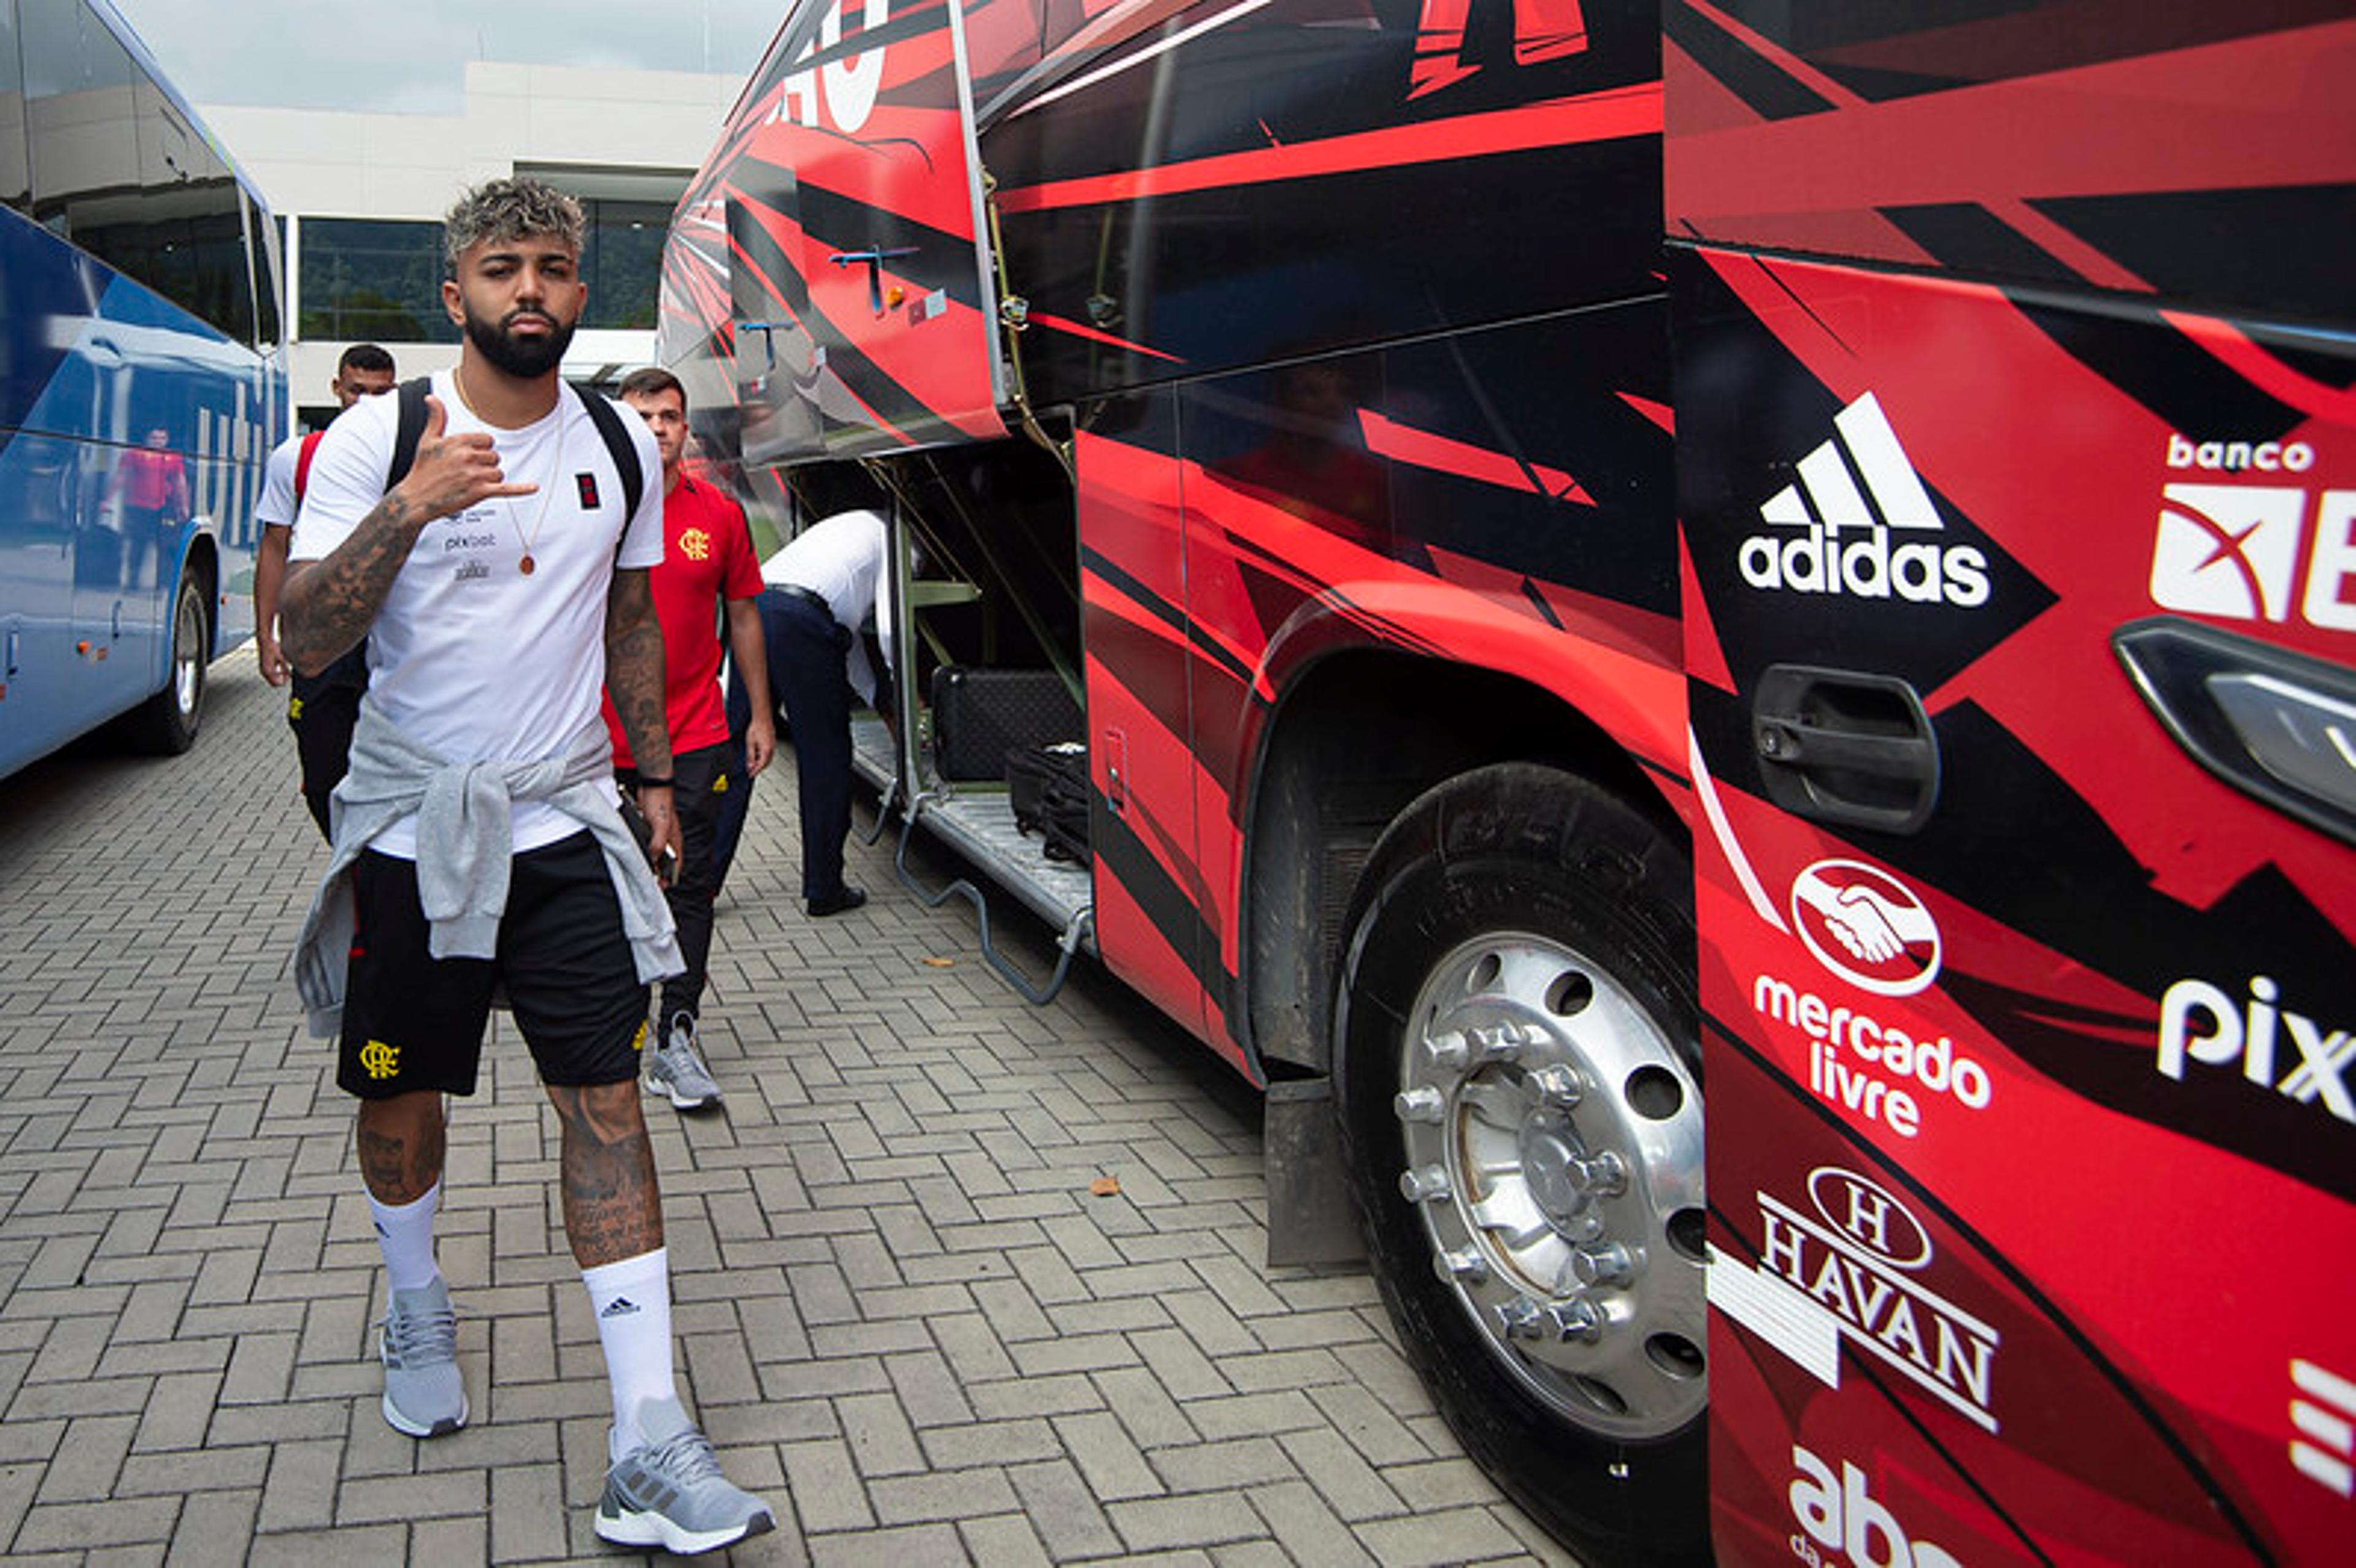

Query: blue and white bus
0;0;284;778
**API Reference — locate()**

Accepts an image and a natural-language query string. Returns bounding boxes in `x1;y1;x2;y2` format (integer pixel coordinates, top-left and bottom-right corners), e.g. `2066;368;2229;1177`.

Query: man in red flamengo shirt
602;367;775;1112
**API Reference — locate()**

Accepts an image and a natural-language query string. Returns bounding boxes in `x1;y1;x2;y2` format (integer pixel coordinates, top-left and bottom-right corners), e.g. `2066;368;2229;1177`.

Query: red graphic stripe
2162;310;2356;427
1618;390;1674;432
1682;0;1855;106
1358;408;1594;504
995;85;1661;213
1027;310;1186;363
1674;25;2356;224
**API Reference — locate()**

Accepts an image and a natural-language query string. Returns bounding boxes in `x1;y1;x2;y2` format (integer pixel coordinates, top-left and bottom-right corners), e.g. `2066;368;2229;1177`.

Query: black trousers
618;738;733;1023
288;642;369;840
745;587;855;903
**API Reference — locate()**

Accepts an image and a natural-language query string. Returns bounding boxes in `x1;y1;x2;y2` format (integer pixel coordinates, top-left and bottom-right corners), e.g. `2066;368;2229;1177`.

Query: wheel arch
180;531;221;660
1240;644;1687;1082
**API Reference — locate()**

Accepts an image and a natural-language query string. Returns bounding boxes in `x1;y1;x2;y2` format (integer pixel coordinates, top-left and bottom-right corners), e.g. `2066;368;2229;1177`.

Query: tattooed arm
280;394;533;675
606;564;682;870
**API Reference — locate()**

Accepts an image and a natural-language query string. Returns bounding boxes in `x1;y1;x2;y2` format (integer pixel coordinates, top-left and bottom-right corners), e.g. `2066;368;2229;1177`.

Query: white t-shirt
291;371;664;856
761;508;895;705
255;432;303;532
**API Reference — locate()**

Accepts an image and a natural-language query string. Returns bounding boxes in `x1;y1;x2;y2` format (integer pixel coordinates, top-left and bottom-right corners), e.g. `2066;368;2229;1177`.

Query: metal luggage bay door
727;0;1004;465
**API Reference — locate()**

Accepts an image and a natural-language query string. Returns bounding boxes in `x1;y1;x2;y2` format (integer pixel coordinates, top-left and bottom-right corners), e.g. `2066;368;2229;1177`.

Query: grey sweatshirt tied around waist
293;692;682;1039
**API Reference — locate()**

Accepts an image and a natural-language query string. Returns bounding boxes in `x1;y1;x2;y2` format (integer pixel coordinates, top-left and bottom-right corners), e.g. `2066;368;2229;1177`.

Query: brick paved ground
0;650;1575;1566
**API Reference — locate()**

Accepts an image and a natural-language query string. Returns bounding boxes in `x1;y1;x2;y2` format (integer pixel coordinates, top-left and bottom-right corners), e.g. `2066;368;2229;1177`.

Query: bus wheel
126;571;207;755
1333;763;1706;1565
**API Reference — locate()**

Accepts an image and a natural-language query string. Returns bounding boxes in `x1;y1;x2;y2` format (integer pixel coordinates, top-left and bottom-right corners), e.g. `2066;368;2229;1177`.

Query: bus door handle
1752;665;1939;834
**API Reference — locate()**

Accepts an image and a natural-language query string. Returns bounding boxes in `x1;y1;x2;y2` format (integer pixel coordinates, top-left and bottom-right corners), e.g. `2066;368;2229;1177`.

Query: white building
201;59;749;428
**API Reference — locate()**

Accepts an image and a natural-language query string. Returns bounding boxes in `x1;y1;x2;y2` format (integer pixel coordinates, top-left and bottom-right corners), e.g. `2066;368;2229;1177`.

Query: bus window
248;192;282;349
21;0;139;246
21;0;250;342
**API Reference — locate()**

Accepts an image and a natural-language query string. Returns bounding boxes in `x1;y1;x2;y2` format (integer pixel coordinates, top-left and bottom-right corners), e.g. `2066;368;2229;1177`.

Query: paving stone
1107;1489;1266;1552
781;1438;876;1534
1006;1458;1124;1560
164;1486;260;1568
1354;1504;1535;1567
957;1510;1053;1567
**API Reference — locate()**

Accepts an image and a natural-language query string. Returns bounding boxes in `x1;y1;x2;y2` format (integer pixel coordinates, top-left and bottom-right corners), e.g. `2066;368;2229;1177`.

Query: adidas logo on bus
1738;393;1991;609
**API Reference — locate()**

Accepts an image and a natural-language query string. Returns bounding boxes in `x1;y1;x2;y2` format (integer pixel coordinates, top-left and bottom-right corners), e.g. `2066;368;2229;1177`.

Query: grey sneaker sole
380;1385;466;1438
595;1499;773;1555
648;1073;721;1112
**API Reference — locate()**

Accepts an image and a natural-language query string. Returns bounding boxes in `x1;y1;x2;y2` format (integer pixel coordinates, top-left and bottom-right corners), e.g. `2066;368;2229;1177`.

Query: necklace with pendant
454;364;561;575
515;474;555;575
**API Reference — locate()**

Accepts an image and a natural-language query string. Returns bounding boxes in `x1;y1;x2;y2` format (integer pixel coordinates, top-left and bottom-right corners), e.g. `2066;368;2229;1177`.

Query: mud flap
1263;1078;1366;1269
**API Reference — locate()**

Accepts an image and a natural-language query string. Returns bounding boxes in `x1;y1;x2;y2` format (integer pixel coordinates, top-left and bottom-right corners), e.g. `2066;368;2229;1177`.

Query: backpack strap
293;428;326;504
386;375;433;492
572;383;647;525
378;375;647;528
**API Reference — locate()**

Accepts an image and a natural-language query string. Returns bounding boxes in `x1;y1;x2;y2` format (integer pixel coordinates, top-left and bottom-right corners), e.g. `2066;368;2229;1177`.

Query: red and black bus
657;2;2355;1561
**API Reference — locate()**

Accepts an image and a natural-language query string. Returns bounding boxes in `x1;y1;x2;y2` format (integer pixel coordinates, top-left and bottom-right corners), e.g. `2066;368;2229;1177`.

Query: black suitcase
1007;742;1093;864
930;667;1082;781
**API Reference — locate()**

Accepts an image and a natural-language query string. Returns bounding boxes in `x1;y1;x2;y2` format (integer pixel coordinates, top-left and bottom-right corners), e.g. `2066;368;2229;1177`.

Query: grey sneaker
378;1277;466;1437
595;1395;774;1555
647;1012;722;1111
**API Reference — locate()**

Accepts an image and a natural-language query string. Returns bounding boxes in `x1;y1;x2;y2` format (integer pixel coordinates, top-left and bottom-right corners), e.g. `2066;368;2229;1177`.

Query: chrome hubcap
1394;932;1705;1438
172;598;200;714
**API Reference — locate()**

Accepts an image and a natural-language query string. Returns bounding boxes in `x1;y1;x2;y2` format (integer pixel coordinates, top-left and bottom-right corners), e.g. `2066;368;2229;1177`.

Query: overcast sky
109;1;786;113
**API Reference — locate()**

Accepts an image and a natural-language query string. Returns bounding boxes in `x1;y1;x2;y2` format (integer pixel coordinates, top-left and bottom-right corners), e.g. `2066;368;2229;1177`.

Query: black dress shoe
807;885;868;917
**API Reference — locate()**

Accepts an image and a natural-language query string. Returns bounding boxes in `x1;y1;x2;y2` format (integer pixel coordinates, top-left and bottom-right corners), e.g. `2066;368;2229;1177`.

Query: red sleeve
717;491;764;601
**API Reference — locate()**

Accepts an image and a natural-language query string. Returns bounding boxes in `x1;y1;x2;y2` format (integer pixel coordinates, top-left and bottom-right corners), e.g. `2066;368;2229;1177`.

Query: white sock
368;1182;441;1293
582;1247;677;1458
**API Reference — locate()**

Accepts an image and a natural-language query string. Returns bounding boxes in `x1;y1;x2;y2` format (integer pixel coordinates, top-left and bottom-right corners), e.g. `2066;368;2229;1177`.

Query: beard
462;302;578;379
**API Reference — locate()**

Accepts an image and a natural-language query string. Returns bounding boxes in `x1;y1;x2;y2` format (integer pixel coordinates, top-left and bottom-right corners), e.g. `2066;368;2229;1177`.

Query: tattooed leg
547;1080;663;1268
356;1091;447;1204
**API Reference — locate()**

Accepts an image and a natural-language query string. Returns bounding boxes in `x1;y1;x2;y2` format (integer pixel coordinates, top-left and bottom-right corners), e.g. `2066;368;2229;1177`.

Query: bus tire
125;569;207;755
1333;762;1706;1566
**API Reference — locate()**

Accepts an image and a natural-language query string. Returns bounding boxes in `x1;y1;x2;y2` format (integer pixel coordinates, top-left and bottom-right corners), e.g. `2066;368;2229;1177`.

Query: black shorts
337;832;650;1099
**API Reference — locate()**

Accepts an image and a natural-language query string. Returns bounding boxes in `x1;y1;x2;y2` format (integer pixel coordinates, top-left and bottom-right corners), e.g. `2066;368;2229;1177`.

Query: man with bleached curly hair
281;175;774;1557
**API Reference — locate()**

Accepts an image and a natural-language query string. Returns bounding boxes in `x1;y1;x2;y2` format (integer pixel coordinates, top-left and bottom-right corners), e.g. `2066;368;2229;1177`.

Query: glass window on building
579;199;670;331
299;216;456;343
0;0;28;213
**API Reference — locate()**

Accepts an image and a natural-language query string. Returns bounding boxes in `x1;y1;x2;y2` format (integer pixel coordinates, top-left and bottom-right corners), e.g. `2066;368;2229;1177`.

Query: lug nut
1495;1297;1545;1339
1547;1297;1606;1343
1571;1243;1634;1288
1394;1087;1446;1124
1471;1025;1525;1066
1569;1151;1628;1197
1436;1247;1488;1285
1423;1032;1471;1072
1399;1164;1452;1203
1525;1065;1582;1107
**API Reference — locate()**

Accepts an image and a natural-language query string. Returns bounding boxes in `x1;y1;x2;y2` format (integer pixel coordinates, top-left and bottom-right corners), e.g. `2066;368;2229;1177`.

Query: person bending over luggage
727;481;896;918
